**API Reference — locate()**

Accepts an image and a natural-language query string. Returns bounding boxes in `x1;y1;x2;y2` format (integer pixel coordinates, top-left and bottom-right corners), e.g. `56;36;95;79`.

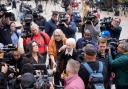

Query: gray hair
30;22;39;31
52;29;65;39
66;38;76;48
119;41;128;52
67;59;80;74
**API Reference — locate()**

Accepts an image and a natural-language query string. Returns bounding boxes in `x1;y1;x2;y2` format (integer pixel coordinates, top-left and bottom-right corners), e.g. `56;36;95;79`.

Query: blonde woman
48;29;67;69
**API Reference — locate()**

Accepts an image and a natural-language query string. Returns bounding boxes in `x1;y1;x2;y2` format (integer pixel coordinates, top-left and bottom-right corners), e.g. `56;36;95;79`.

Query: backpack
82;61;105;89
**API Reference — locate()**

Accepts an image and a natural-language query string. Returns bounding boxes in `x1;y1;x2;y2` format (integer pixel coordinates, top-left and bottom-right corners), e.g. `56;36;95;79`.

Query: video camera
21;30;33;39
0;44;17;52
32;64;53;89
0;4;15;21
58;12;68;26
84;15;96;24
100;17;113;31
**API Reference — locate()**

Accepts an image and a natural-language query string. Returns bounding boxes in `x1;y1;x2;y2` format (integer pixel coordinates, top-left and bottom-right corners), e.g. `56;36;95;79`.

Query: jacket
61;21;77;38
64;74;85;89
109;54;128;86
45;19;57;37
48;38;67;61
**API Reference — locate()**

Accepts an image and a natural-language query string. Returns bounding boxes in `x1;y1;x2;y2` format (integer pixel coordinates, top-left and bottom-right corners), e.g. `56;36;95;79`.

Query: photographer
82;11;101;43
4;50;24;74
22;14;33;33
0;8;12;45
58;14;77;39
108;40;128;89
102;18;122;40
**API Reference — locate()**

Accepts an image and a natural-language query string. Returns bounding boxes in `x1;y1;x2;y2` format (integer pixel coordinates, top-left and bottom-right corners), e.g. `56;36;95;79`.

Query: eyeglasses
113;19;120;23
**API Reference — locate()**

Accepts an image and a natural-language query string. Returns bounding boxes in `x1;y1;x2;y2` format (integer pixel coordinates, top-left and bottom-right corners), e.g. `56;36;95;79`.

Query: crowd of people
0;0;128;89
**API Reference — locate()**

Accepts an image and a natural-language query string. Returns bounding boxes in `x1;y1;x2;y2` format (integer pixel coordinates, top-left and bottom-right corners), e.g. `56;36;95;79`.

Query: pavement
12;0;128;40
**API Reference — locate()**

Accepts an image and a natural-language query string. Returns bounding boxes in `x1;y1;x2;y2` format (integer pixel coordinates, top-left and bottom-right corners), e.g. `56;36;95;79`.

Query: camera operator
108;40;128;89
45;11;58;37
33;12;46;31
4;50;24;74
103;18;122;40
22;14;33;33
58;14;77;39
0;63;8;89
82;11;101;43
0;7;12;45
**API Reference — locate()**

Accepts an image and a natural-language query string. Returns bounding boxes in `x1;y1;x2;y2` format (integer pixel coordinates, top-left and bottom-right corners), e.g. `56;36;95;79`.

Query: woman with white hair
62;59;85;89
54;38;78;86
24;22;50;63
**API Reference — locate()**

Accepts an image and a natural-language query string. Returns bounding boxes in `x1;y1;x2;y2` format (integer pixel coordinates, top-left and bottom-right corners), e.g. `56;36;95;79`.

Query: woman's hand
59;45;67;52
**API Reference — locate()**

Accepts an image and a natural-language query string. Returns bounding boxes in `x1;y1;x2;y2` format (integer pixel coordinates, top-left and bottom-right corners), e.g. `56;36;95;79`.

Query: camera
0;44;17;52
0;4;15;21
21;30;33;39
84;15;96;24
58;12;67;26
100;17;113;31
32;64;53;89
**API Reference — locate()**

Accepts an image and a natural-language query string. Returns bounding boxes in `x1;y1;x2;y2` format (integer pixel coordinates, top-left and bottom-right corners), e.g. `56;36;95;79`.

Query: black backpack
82;61;105;89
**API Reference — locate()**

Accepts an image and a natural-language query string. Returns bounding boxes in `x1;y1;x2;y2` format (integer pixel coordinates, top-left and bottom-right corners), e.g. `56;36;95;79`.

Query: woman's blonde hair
52;29;66;39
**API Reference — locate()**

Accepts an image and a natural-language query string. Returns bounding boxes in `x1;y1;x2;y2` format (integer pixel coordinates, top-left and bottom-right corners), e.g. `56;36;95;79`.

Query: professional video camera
0;44;17;52
21;30;33;39
106;38;119;59
100;17;113;31
58;12;67;26
84;15;96;24
32;64;53;89
0;4;15;21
